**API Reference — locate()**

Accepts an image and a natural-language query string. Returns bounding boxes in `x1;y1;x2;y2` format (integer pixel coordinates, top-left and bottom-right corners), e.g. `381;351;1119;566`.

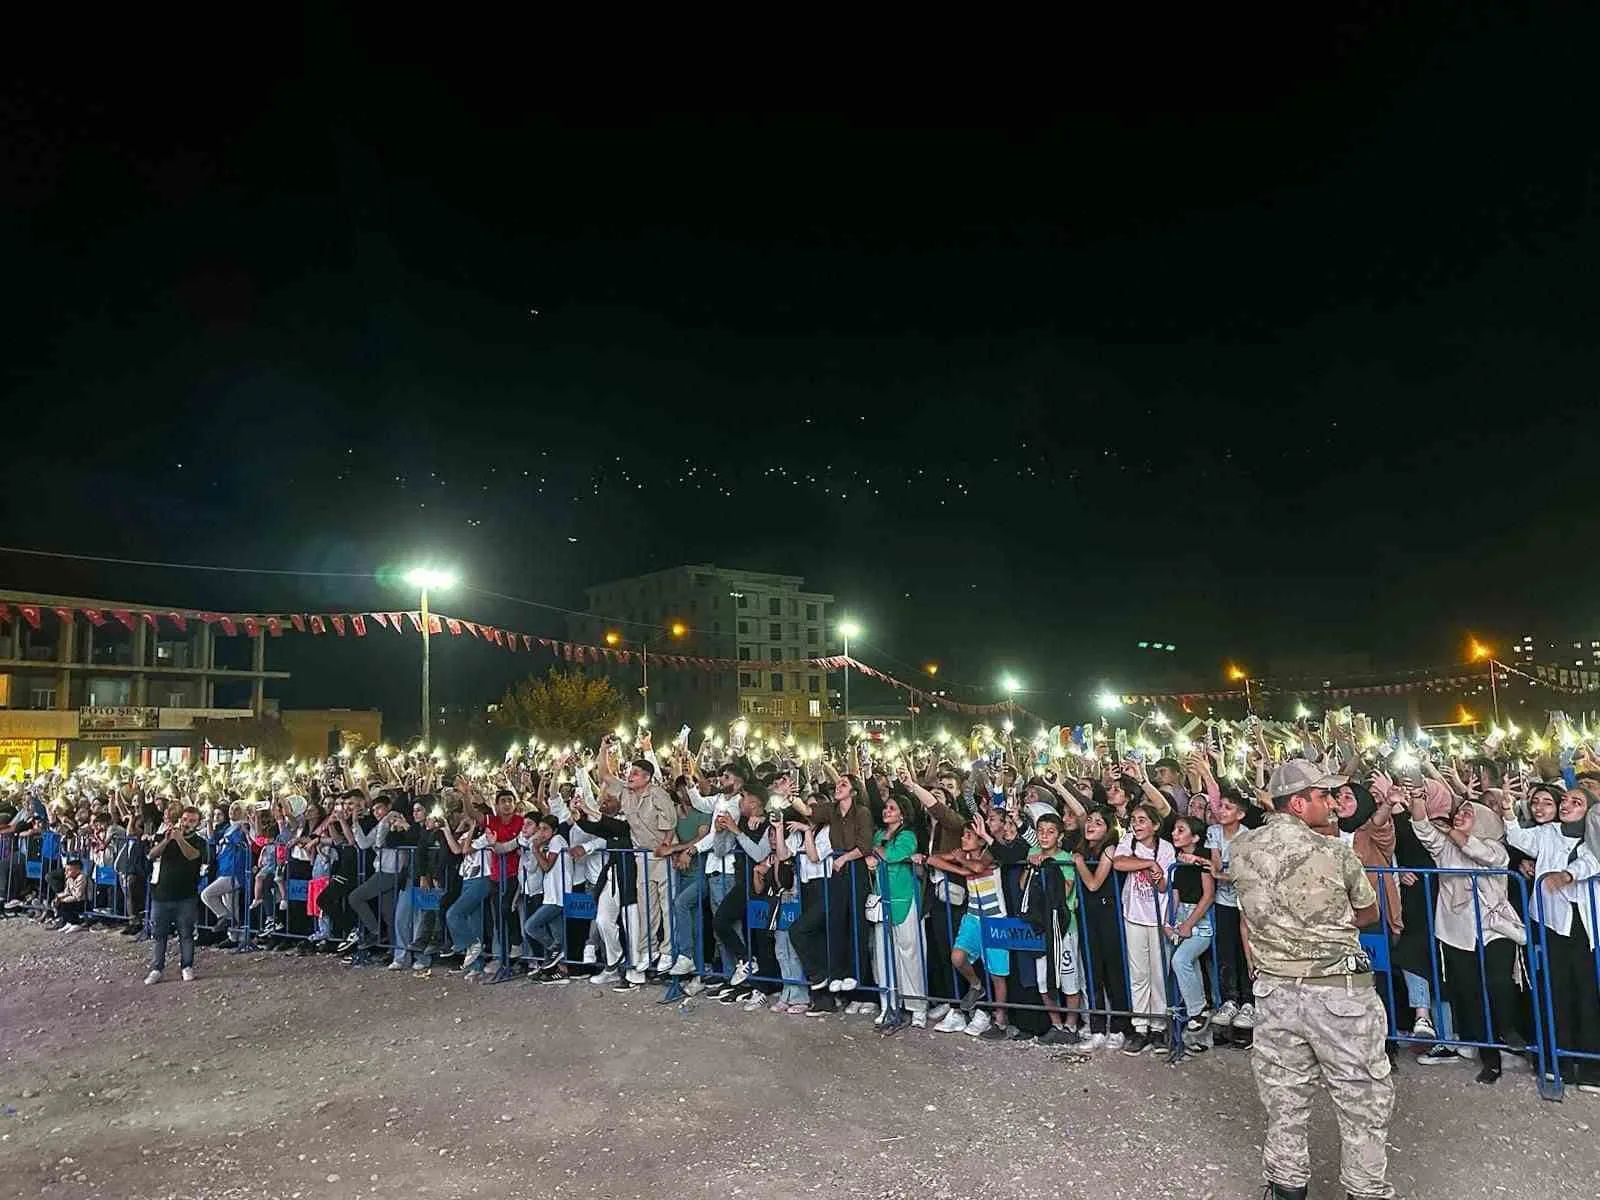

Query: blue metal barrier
1534;873;1600;1100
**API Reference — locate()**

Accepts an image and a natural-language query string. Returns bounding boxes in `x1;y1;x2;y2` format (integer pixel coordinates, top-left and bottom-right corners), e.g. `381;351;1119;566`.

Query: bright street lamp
838;618;863;723
1096;691;1122;711
403;566;459;746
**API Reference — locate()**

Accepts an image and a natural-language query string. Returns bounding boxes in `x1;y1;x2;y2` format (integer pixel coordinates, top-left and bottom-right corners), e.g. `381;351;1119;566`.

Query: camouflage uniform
1232;815;1394;1200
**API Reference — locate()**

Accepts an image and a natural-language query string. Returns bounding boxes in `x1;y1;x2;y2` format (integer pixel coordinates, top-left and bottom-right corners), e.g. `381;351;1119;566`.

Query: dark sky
4;5;1599;730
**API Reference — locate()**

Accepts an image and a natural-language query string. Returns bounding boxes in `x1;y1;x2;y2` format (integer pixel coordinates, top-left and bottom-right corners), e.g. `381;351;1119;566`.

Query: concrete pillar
196;624;213;706
132;619;148;705
251;632;265;716
55;614;75;709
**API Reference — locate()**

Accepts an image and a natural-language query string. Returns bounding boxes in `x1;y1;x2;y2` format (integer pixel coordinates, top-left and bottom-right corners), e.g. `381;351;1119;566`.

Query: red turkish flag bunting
291;614;306;633
385;612;405;632
481;625;497;643
169;612;189;633
371;612;389;630
0;603;10;624
522;634;533;650
54;606;74;624
406;612;422;632
218;616;237;636
445;618;462;636
463;622;480;638
351;614;366;637
427;614;442;636
140;611;159;628
242;617;260;637
331;614;347;637
309;615;326;635
19;605;42;629
265;617;282;637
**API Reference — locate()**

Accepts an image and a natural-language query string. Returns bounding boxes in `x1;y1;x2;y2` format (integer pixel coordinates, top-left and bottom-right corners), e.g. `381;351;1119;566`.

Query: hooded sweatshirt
1410;801;1523;951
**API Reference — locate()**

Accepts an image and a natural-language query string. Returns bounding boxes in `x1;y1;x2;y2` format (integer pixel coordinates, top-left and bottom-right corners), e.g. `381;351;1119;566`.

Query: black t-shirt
1173;861;1206;905
152;834;204;902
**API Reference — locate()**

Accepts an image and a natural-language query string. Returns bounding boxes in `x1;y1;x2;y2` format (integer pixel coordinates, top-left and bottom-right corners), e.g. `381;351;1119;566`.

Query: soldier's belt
1258;971;1374;989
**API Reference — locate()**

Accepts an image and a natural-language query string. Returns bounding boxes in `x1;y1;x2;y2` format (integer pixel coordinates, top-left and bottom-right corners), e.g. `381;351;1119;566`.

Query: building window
806;604;818;621
167;691;187;706
737;594;749;609
769;623;781;640
789;647;799;661
808;675;820;693
769;648;782;662
29;686;56;709
738;621;749;634
789;673;801;691
789;600;798;616
789;622;798;638
808;699;822;718
713;621;720;634
739;672;755;688
739;647;751;661
806;628;819;645
768;598;781;616
771;674;784;691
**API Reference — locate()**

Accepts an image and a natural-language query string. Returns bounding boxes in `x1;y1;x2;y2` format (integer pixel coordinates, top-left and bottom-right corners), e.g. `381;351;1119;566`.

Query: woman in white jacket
1508;785;1600;1090
1407;793;1526;1085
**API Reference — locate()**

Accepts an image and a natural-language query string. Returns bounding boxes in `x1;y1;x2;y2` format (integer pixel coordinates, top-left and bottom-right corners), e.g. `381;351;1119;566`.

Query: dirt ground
1;919;1595;1200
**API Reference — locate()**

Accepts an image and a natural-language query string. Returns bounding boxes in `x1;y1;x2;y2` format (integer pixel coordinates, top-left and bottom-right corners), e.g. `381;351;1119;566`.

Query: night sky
5;6;1599;731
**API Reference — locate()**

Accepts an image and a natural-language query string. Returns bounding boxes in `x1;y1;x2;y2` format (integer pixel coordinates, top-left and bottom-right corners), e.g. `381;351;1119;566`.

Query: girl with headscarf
1509;784;1600;1090
1407;790;1526;1084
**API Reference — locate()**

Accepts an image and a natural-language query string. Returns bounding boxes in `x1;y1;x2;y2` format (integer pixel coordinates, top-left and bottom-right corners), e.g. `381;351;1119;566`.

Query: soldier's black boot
1262;1184;1307;1200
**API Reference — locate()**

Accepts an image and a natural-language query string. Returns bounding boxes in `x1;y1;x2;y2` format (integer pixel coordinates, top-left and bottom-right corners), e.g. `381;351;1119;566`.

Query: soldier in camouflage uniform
1231;759;1393;1200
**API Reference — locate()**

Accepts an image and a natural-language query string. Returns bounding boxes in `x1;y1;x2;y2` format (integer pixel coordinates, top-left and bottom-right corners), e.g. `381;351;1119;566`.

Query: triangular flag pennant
242;617;260;638
481;625;497;643
140;611;159;628
290;614;306;633
218;616;237;636
522;634;533;650
445;618;462;636
83;608;106;627
464;622;480;638
538;637;553;649
371;612;389;630
351;614;366;637
407;612;423;632
54;606;74;624
168;612;189;633
427;614;442;636
265;617;282;638
0;603;10;624
563;642;574;662
310;616;326;634
19;605;43;629
387;612;406;632
331;615;347;637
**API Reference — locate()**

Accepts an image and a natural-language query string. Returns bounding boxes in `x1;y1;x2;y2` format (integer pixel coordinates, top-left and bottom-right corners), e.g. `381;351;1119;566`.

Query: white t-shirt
1115;835;1175;926
790;828;832;884
540;835;570;905
1205;823;1240;908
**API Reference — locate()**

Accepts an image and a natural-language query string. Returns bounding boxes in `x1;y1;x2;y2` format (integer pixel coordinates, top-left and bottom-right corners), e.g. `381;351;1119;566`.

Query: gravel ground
1;919;1596;1200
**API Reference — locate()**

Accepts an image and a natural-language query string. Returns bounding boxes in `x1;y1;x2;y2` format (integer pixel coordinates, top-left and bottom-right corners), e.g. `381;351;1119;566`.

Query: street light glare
604;631;622;646
669;621;687;638
838;619;862;639
405;567;458;590
1000;674;1021;694
1096;691;1122;710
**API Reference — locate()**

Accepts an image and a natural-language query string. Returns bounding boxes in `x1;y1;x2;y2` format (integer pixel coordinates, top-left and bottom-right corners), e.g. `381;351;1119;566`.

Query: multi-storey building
571;564;836;734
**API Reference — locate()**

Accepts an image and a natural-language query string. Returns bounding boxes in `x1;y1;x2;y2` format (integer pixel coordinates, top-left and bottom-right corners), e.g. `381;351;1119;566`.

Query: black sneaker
978;1024;1010;1041
1041;1026;1081;1046
718;985;750;1005
1475;1064;1501;1085
805;996;838;1017
959;982;983;1015
1121;1032;1150;1056
611;977;639;993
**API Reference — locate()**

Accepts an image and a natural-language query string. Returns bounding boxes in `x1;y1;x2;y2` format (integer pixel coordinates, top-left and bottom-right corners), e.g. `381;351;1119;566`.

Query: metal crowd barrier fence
1533;873;1600;1101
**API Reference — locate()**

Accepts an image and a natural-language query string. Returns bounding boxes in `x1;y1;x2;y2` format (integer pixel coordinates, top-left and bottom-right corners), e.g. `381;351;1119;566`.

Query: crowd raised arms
3;708;1600;1098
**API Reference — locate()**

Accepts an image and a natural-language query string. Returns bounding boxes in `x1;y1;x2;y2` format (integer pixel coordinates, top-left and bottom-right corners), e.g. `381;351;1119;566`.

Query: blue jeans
706;872;737;977
446;876;491;967
390;885;416;966
149;897;198;973
672;869;706;967
1402;969;1456;1038
775;926;807;1004
1169;901;1214;1016
523;902;565;958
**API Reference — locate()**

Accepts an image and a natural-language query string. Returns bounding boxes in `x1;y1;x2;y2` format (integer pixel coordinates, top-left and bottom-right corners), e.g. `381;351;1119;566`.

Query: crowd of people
3;711;1599;1091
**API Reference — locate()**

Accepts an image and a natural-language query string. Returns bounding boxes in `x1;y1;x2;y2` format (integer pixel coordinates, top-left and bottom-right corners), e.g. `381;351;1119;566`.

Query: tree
490;669;625;745
193;715;294;762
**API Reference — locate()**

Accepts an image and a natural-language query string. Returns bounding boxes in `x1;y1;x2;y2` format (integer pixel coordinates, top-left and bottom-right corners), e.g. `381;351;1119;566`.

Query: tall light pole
838;618;862;726
606;622;686;724
1226;664;1253;716
405;567;459;747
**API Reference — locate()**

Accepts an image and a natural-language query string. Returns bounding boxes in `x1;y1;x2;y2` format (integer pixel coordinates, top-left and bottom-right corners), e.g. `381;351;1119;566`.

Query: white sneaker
873;1009;888;1027
964;1009;992;1037
461;942;483;970
412;961;429;972
181;967;195;982
682;978;706;996
1414;1014;1437;1041
386;960;405;971
1104;1032;1126;1052
1212;1000;1239;1028
591;968;621;986
911;1011;927;1030
928;1003;953;1024
846;1001;875;1015
742;991;767;1011
144;970;163;985
669;954;696;977
1233;1003;1257;1030
625;968;648;986
832;976;858;993
654;951;674;974
729;961;752;988
934;1009;968;1033
61;923;84;933
582;944;598;964
1079;1031;1107;1051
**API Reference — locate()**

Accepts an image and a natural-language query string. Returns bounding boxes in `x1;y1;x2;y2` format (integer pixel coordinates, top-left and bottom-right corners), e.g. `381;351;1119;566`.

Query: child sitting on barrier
52;859;88;932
